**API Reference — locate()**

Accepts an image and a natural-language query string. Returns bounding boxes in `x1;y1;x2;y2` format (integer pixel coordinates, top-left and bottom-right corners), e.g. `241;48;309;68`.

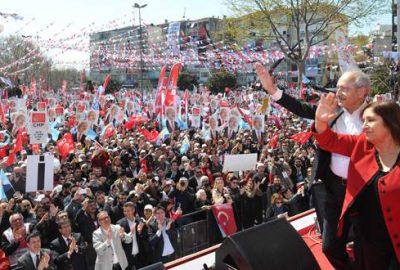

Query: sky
0;0;393;69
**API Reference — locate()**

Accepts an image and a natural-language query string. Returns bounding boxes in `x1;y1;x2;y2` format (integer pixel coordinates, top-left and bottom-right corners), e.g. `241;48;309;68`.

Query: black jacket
50;233;88;270
17;248;57;270
276;92;343;180
148;219;177;263
117;217;150;267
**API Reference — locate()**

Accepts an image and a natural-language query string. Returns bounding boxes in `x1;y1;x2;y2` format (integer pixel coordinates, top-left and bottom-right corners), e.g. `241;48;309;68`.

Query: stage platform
166;209;335;270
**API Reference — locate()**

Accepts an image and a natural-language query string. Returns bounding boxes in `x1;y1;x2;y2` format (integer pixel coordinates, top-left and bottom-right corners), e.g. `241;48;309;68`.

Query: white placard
26;155;54;192
28;111;49;144
222;154;258;172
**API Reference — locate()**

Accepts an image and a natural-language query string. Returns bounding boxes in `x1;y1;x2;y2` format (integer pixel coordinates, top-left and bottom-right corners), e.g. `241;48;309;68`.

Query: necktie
36;254;40;269
67;237;72;247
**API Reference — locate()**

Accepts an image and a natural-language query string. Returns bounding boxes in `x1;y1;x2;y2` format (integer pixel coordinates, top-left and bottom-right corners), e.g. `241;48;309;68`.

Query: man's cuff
156;230;162;237
270;89;283;101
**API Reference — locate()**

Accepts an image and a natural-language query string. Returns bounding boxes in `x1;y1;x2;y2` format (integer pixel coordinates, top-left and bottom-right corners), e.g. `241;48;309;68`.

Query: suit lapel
27;253;36;270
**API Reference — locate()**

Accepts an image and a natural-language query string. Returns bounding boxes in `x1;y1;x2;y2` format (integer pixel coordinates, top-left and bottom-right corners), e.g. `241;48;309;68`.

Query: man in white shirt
17;231;56;270
148;206;177;264
255;63;370;270
117;202;148;269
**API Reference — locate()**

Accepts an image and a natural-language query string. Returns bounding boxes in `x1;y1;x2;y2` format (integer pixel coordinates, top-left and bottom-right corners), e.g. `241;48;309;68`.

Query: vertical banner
26;155;54;192
167;22;181;56
335;28;358;72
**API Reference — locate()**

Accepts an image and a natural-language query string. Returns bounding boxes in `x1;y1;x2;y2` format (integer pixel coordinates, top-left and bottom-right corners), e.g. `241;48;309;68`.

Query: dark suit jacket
222;127;237;140
50;233;88;270
209;129;219;142
72;133;86;144
166;120;180;133
17;248;57;270
276;92;343;180
117;217;149;266
148;219;177;263
75;210;98;244
251;130;265;143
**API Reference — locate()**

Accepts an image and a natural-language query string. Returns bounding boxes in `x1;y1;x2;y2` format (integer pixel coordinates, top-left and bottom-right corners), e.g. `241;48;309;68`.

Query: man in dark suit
17;231;57;270
75;199;98;270
147;206;177;264
73;121;88;144
50;220;88;270
255;63;370;270
165;161;183;183
165;107;180;133
117;202;149;269
110;192;127;224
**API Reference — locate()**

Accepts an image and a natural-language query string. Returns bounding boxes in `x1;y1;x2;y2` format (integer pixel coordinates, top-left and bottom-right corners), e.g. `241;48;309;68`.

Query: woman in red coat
314;93;400;269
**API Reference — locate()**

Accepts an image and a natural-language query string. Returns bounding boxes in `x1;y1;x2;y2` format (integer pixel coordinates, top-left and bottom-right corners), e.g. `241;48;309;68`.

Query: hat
144;204;154;211
181;156;189;162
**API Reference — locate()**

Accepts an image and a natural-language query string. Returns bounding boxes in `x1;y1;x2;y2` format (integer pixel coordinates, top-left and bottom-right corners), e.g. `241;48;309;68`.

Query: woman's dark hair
362;101;400;145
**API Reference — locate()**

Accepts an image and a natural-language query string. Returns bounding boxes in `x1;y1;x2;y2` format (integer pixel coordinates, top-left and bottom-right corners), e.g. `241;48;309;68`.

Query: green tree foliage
206;70;237;94
226;0;387;88
370;64;397;96
104;78;122;94
177;71;198;91
0;35;81;90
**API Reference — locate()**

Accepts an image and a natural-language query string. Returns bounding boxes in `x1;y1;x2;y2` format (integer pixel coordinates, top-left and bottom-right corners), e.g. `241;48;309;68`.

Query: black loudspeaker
215;218;320;270
138;262;165;270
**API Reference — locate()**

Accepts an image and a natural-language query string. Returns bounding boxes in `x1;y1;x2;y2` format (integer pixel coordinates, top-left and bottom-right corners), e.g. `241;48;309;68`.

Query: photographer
168;178;195;216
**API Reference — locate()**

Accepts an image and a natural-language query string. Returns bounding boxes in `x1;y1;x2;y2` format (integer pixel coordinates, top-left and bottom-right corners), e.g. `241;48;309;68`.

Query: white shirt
30;251;40;268
330;103;366;178
272;89;366;179
127;219;139;256
156;222;175;256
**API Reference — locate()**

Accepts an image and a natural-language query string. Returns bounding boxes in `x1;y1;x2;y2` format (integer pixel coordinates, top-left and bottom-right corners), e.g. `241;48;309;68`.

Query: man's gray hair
345;70;371;89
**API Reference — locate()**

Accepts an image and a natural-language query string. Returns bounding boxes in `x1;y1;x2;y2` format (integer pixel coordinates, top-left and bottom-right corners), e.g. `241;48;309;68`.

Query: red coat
0;248;10;270
314;127;400;262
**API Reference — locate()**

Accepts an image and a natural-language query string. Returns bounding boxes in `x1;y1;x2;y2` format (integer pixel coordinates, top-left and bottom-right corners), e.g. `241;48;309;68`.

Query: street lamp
133;3;147;95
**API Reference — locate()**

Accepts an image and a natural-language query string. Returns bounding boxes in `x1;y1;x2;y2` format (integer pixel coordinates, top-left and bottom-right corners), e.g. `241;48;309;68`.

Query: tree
104;78;122;94
206;70;237;93
177;71;198;91
227;0;387;87
370;63;399;98
0;35;51;84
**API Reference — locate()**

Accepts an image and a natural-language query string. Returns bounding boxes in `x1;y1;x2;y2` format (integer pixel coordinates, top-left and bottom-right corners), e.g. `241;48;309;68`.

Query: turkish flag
290;131;313;144
212;203;237;237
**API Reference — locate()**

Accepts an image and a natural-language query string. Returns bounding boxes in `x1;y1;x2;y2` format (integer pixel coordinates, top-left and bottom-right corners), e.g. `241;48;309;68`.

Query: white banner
222;154;258;172
26;155;54;192
28;111;49;144
167;22;181;56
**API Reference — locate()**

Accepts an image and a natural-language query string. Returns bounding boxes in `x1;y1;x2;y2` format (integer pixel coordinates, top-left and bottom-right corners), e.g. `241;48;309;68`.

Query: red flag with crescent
212;203;237;237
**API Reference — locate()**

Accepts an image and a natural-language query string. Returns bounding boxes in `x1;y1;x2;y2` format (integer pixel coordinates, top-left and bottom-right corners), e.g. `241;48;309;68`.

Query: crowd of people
0;72;315;270
0;61;399;270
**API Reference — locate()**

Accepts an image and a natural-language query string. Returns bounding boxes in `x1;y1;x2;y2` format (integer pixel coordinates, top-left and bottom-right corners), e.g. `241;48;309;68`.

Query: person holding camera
168;178;195;216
